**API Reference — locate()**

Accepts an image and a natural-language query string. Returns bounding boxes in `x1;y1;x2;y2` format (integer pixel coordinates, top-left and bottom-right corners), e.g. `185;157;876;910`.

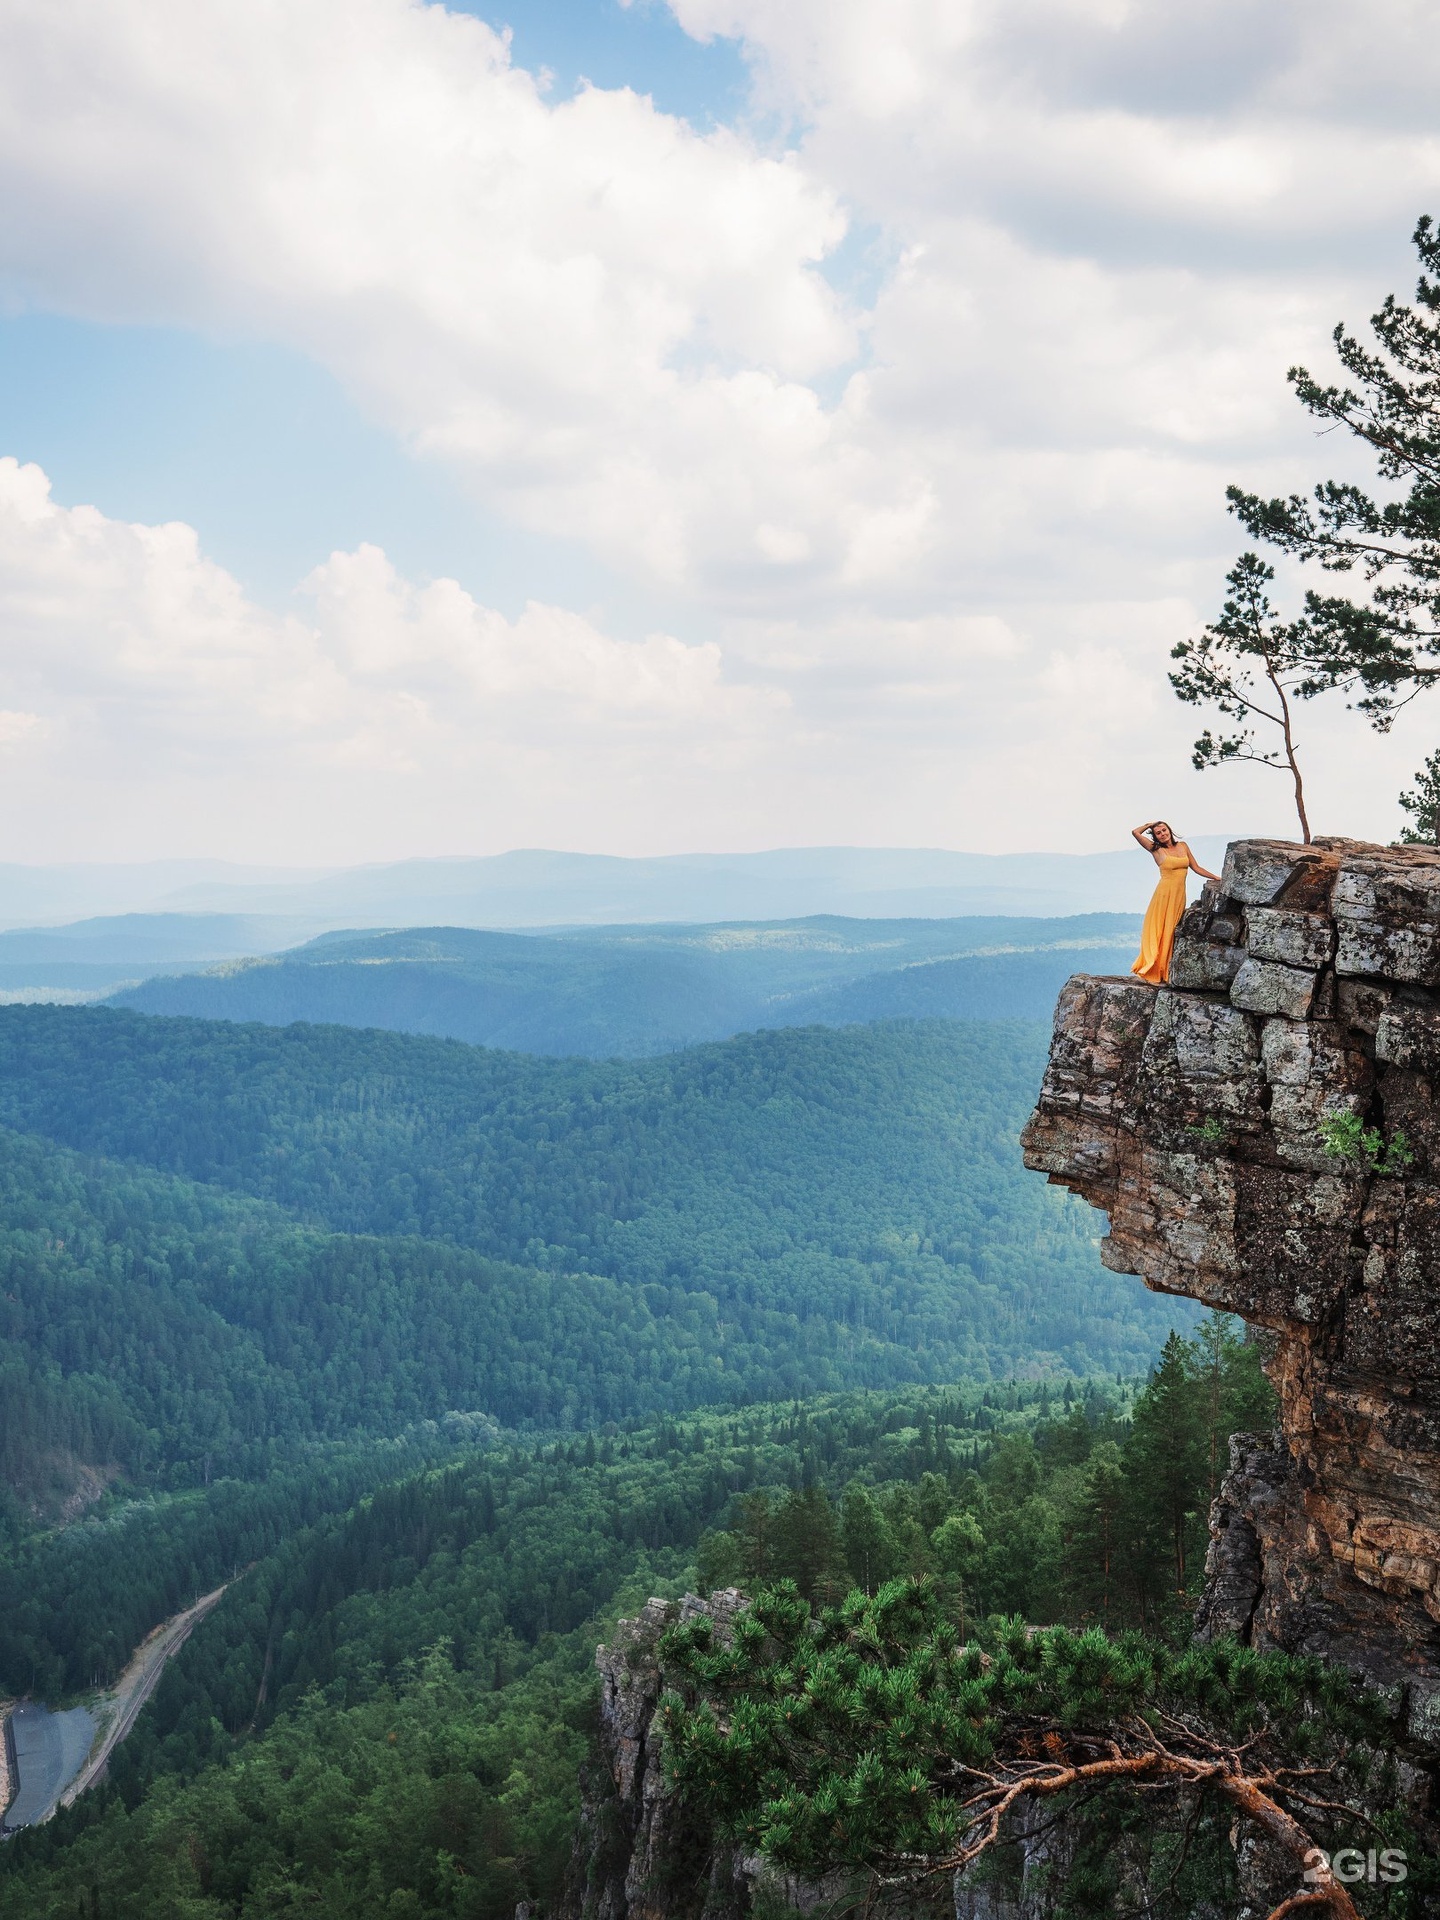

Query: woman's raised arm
1132;822;1157;849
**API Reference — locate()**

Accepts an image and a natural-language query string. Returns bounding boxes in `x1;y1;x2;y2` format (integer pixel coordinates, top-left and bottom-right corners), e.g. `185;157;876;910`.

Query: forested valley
0;1005;1188;1517
0;1000;1250;1916
1;1329;1272;1917
107;913;1141;1056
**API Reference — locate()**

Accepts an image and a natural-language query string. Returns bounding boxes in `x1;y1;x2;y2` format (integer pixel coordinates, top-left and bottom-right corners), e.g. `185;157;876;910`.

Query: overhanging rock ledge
1021;835;1440;1733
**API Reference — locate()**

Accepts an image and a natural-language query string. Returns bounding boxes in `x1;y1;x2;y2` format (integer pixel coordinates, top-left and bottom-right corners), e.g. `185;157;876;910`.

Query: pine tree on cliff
1174;216;1440;841
1169;554;1327;843
661;1582;1409;1920
1399;746;1440;842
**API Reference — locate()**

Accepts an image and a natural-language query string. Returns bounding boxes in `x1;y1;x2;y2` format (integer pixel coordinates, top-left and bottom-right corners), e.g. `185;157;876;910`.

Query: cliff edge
1021;835;1440;1733
561;1593;755;1920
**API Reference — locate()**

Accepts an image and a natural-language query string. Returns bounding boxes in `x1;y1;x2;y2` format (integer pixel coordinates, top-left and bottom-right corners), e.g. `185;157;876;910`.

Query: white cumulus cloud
0;0;878;592
0;458;788;859
1;0;1438;855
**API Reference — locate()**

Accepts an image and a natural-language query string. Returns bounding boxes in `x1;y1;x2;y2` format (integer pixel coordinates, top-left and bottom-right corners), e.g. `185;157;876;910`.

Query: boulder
1229;956;1317;1019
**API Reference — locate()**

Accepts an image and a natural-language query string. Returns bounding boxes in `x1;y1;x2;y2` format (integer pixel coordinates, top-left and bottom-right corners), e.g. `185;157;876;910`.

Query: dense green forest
2;1114;1011;1507
110;915;1140;1055
0;1009;1188;1405
694;1322;1273;1631
0;1327;1274;1918
0;993;1282;1917
0;1441;451;1699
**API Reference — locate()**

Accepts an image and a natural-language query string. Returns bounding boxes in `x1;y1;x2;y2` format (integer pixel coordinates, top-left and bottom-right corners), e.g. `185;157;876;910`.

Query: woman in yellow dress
1130;820;1220;985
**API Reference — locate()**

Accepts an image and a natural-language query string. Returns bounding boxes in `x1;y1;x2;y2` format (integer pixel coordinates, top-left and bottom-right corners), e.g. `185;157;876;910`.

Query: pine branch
925;1721;1360;1918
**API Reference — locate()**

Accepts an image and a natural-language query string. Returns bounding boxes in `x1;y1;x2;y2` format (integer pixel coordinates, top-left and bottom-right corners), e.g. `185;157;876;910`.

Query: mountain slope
0;1006;1185;1388
0;1119;915;1509
770;945;1142;1027
110;915;1140;1054
113;927;764;1054
0;913;325;1002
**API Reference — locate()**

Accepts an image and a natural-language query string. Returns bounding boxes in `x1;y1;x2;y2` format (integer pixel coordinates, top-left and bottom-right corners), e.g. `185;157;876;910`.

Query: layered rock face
1022;836;1440;1729
563;1593;848;1920
560;1593;757;1920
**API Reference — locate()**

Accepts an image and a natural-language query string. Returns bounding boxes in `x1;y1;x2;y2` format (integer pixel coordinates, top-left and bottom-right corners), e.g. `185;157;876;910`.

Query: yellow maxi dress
1131;852;1189;985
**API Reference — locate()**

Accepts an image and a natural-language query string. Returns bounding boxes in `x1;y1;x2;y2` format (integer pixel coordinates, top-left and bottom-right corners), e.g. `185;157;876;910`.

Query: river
1;1701;97;1832
0;1580;229;1835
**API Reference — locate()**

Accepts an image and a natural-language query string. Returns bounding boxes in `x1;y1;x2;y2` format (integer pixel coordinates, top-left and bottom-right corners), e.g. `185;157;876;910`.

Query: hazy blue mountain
0;912;323;1003
0;860;329;929
116;928;760;1055
156;842;1228;923
111;914;1141;1054
0;839;1231;931
770;945;1144;1027
0;912;315;963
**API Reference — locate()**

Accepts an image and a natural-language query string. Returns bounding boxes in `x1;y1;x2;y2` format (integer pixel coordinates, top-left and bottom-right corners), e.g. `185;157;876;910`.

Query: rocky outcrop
562;1593;850;1920
566;1593;1060;1920
561;1593;755;1920
1022;836;1440;1732
951;1795;1079;1920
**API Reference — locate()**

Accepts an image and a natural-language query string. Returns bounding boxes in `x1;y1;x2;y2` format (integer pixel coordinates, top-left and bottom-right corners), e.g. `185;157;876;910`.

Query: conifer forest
0;995;1427;1918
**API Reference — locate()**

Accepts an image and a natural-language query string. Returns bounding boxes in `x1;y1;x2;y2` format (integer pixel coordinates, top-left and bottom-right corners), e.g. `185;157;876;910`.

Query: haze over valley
0;845;1172;1048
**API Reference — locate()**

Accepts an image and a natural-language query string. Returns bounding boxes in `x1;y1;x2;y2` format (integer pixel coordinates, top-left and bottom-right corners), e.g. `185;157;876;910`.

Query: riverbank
59;1582;228;1814
1;1582;228;1834
1;1701;13;1823
3;1704;95;1832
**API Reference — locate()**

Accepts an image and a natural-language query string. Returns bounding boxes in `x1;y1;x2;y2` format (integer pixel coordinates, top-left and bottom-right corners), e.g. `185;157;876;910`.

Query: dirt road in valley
0;1700;14;1821
56;1582;229;1813
3;1583;231;1832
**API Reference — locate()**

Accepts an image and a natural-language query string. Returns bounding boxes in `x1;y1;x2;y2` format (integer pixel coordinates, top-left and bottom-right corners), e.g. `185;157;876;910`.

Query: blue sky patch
455;0;750;126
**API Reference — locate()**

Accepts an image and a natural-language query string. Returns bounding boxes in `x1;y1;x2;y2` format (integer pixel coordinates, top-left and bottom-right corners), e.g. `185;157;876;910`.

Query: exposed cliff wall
561;1594;850;1920
560;1594;753;1920
1022;836;1440;1734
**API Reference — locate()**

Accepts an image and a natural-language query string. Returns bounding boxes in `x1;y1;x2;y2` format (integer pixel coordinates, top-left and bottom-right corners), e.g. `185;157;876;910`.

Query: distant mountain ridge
0;839;1232;930
0;911;314;963
112;913;1143;1056
0;911;324;1002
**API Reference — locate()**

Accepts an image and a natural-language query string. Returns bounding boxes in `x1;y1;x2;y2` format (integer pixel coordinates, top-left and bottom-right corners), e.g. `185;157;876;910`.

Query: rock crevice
1021;836;1440;1727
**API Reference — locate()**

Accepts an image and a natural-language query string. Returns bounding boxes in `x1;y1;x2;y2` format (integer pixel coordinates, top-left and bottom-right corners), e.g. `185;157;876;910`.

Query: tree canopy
0;1349;1304;1920
0;1008;1187;1427
1228;216;1440;726
661;1584;1409;1920
1176;216;1440;835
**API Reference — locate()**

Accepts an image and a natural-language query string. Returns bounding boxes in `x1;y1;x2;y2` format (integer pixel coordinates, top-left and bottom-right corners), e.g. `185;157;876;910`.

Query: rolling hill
110;914;1141;1054
0;1006;1185;1417
0;912;318;1003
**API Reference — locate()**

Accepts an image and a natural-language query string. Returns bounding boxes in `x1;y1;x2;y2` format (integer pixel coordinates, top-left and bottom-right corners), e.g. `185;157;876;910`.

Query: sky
1;0;1439;865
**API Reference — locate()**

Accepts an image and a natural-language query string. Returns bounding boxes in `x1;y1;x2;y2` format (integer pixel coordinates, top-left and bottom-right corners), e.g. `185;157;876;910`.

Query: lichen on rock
1021;836;1440;1729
